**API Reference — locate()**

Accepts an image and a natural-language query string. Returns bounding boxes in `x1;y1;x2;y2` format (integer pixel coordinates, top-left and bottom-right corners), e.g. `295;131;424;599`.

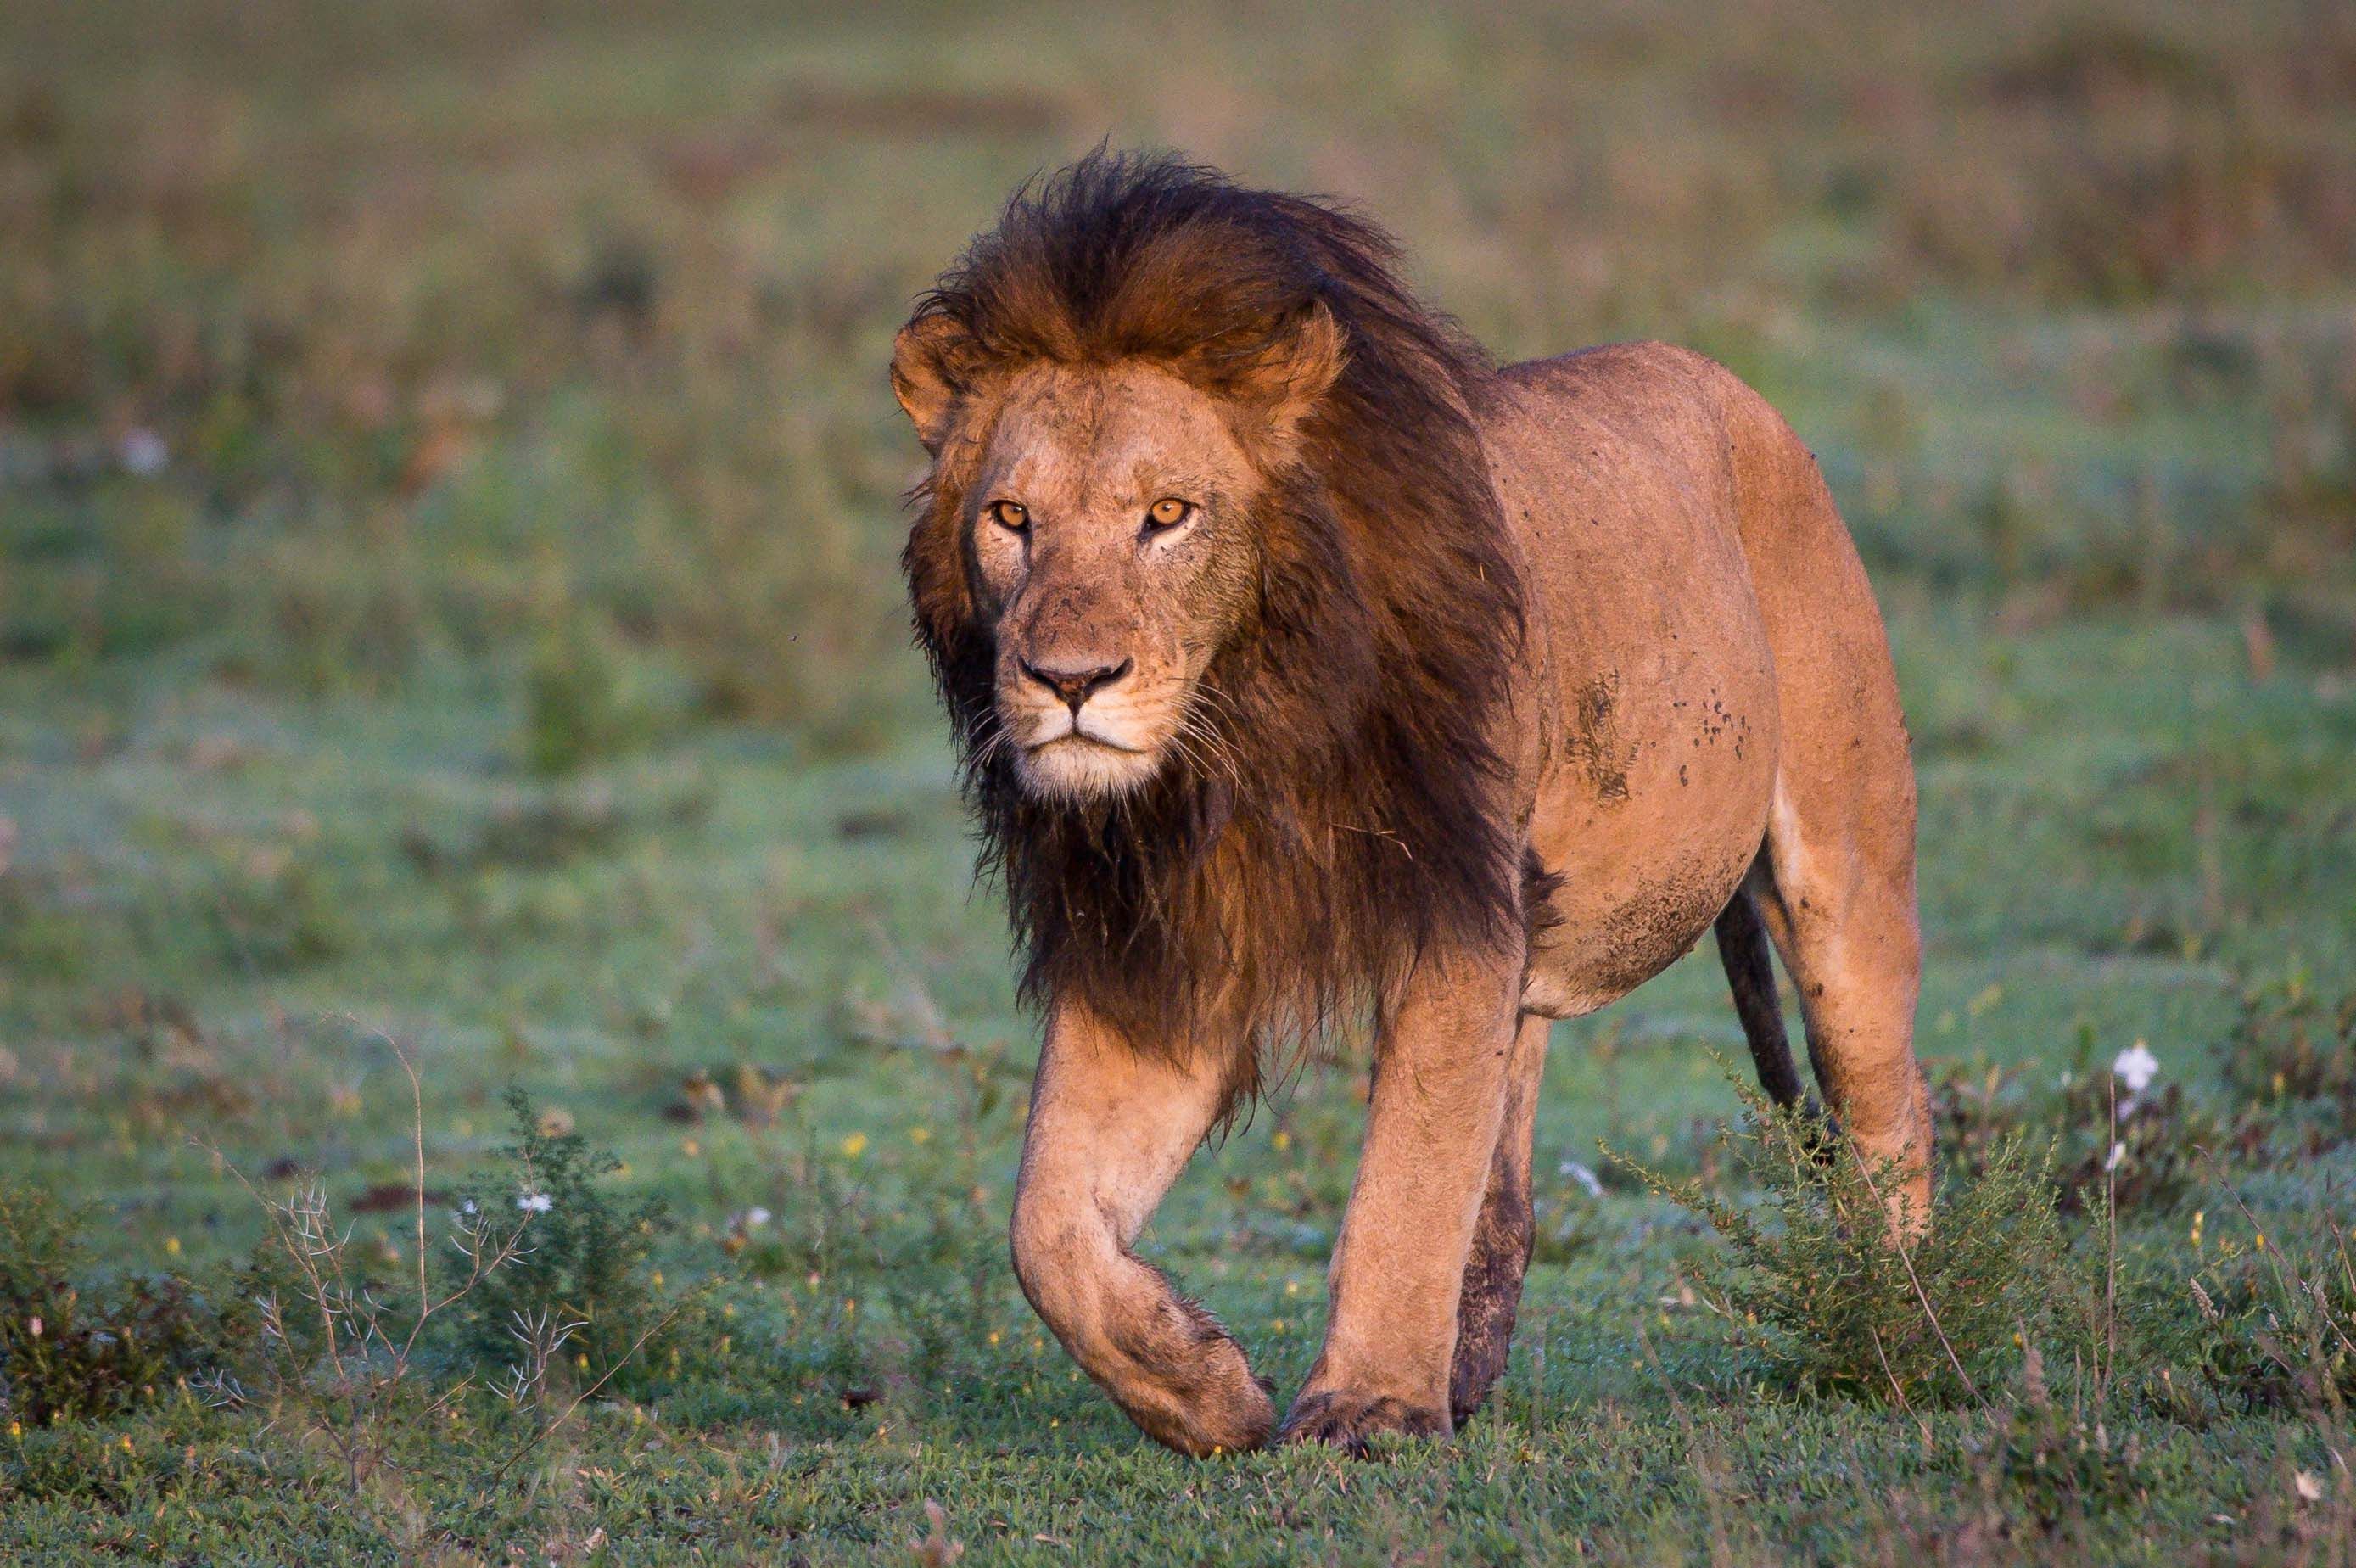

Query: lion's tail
1713;882;1809;1108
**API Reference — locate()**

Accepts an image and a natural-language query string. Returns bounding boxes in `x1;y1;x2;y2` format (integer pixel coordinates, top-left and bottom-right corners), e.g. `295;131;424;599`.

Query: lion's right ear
889;313;973;455
1237;300;1349;442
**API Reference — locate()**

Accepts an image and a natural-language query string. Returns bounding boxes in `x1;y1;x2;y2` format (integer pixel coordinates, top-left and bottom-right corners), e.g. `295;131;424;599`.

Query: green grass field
3;1;2354;1560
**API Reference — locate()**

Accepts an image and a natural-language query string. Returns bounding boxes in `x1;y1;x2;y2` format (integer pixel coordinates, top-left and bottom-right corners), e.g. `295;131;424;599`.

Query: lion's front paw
1277;1388;1449;1457
1111;1333;1276;1458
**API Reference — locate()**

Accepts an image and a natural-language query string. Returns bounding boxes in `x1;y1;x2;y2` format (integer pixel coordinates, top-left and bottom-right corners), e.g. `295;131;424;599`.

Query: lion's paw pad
1277;1391;1449;1457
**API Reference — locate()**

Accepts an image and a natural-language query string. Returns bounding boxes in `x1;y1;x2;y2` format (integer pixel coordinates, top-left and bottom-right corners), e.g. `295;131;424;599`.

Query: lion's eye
1142;497;1194;535
988;500;1029;534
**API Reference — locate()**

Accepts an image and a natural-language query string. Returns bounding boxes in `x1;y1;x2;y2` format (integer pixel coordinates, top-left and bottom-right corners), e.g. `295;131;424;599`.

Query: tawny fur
892;151;1932;1458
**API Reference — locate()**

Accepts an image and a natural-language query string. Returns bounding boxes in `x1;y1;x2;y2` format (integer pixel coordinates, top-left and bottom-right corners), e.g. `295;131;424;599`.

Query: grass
2;0;2353;1560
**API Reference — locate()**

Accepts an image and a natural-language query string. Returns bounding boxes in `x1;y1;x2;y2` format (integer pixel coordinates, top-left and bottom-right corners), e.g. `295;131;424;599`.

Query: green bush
523;608;643;776
1627;1088;2074;1408
1999;1344;2151;1525
2182;1217;2356;1414
2223;968;2356;1145
451;1091;686;1390
0;1181;223;1425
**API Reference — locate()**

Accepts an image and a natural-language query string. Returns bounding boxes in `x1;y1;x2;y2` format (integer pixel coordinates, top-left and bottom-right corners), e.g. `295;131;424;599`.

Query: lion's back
1482;340;1776;696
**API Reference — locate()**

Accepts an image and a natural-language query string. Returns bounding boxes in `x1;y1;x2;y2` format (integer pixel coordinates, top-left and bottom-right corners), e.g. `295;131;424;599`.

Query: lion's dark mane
901;150;1527;1084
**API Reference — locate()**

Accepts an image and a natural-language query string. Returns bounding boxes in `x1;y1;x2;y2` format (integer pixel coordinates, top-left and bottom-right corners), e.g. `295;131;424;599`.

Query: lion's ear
1241;301;1348;439
889;312;973;454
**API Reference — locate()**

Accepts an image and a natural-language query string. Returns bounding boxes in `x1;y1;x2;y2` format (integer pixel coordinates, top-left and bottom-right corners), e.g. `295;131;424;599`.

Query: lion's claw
1277;1390;1449;1457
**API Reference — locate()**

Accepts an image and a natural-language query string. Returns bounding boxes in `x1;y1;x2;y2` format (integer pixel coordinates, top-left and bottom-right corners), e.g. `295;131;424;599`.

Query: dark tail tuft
1715;887;1806;1107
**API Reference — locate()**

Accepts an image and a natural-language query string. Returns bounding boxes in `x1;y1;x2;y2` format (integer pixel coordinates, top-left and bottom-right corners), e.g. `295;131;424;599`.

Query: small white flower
2104;1141;2127;1172
517;1191;553;1214
461;1199;478;1215
2113;1041;2159;1095
744;1207;772;1228
1559;1160;1604;1199
117;428;168;476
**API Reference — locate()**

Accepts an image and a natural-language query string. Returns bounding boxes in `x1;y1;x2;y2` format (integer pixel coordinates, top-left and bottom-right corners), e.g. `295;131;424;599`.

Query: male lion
889;152;1931;1456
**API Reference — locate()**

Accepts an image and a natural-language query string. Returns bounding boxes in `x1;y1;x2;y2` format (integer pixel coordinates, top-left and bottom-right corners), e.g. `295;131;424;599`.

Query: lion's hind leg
1447;1011;1549;1425
1722;369;1933;1236
1010;1003;1273;1455
1750;784;1932;1236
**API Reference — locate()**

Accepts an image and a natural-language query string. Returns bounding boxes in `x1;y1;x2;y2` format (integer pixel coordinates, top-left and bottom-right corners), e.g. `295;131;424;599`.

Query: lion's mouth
1029;731;1151;756
1010;717;1167;801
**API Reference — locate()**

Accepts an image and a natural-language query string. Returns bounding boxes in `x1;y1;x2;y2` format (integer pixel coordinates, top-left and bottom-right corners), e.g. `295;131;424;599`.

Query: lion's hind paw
1276;1389;1449;1458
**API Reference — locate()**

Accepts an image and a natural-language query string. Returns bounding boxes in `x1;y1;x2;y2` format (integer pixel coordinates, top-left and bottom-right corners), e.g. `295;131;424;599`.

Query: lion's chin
1016;734;1164;802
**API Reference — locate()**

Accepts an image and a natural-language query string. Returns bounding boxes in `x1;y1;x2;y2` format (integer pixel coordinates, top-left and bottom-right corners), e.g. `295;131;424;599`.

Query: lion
889;152;1932;1457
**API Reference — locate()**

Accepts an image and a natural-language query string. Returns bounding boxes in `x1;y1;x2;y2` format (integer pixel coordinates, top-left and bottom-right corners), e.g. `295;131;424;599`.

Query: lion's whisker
1178;703;1245;787
967;725;1012;776
1169;714;1235;788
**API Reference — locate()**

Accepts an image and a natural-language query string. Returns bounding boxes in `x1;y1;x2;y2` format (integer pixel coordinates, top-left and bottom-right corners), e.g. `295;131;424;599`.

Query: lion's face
964;361;1262;801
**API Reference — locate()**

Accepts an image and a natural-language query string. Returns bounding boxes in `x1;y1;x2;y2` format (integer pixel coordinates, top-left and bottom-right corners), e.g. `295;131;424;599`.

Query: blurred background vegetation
2;0;2354;1559
5;0;2350;744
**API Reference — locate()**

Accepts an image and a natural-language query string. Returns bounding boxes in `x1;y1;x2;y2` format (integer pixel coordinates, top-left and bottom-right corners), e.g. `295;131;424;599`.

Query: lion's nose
1020;655;1133;716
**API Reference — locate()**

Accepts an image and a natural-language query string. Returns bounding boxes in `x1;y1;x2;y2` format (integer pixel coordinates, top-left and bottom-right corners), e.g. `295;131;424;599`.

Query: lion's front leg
1281;947;1522;1453
1010;998;1271;1456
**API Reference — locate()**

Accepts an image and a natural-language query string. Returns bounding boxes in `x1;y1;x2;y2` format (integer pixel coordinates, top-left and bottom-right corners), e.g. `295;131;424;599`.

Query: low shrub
1626;1086;2075;1408
2182;1209;2356;1414
0;1181;226;1425
450;1089;687;1391
1998;1341;2151;1526
2222;968;2356;1146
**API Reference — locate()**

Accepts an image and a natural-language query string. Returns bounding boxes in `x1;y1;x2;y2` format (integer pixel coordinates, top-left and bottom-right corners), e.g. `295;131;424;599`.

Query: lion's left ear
1238;301;1348;440
889;312;974;455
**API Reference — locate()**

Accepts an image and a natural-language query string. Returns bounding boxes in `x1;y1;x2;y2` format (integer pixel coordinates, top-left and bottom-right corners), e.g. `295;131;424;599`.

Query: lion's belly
1486;353;1781;1019
1518;706;1774;1020
1516;610;1778;1018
